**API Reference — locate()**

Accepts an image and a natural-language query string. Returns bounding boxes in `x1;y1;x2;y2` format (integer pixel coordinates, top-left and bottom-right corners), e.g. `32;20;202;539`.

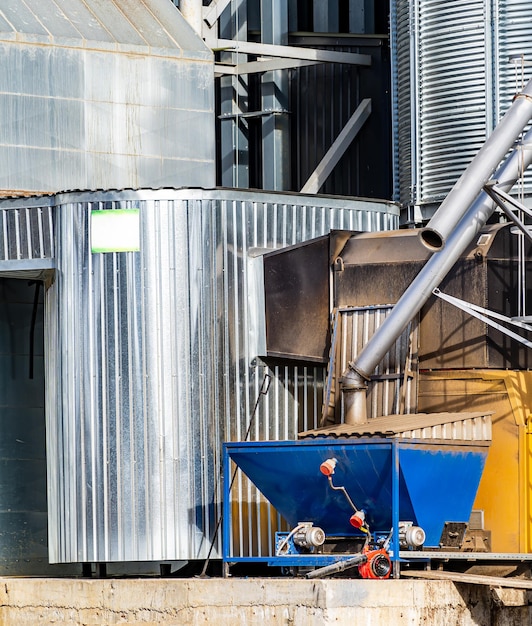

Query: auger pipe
341;128;532;426
419;77;532;252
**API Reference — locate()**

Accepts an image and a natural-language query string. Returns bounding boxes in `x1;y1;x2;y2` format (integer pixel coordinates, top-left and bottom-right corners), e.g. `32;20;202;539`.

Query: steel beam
203;0;232;28
215;39;372;65
215;58;321;75
261;0;290;191
301;99;372;194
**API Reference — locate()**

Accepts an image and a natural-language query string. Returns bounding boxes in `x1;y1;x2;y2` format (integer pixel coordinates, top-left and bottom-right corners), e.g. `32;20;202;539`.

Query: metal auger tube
305;554;367;579
419;78;532;251
343;127;532;394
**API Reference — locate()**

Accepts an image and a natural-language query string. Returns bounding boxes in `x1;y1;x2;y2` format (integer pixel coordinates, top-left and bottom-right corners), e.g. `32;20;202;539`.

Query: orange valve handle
319;458;338;476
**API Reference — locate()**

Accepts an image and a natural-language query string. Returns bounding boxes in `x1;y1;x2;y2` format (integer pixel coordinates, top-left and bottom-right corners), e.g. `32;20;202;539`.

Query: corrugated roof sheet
0;0;211;58
299;411;492;442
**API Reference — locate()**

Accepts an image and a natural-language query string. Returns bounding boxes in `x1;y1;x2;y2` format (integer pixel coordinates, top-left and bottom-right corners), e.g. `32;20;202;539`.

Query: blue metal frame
222;437;488;569
222;438;395;568
392;438;400;576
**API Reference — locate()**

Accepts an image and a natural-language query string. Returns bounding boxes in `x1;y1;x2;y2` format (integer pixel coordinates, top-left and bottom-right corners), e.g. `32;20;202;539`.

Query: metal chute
342;104;532;424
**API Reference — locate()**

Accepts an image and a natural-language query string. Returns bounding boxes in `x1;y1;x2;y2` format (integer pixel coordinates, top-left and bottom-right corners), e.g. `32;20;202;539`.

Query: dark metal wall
215;33;392;200
0;279;78;574
0;279;47;573
289;34;392;199
263;224;532;372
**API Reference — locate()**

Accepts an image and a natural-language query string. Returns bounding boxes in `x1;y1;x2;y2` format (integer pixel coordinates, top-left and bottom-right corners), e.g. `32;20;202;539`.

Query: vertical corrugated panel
195;191;398;558
44;189;398;563
391;0;414;206
47;196;204;563
496;0;532;191
324;306;418;423
417;0;488;204
0;204;53;261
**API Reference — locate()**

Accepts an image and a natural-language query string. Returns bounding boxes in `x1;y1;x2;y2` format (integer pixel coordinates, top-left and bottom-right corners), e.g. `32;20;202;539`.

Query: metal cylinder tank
391;0;532;222
41;188;399;564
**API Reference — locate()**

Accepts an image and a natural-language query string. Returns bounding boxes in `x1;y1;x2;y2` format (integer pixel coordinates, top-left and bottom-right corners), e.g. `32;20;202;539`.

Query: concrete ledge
0;577;529;625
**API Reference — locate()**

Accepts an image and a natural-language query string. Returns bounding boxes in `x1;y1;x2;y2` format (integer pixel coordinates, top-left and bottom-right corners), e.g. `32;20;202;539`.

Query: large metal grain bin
0;1;214;194
391;0;532;222
0;188;398;565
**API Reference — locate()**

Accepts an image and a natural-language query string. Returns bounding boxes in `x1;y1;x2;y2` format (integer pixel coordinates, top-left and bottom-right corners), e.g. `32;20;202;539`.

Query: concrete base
0;577;530;625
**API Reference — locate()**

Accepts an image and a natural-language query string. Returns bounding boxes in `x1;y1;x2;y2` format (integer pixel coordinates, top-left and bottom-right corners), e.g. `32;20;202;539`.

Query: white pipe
419;78;532;251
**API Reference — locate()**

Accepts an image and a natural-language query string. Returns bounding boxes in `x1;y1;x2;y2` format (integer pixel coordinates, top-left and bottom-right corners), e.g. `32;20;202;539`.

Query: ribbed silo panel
497;0;532;191
391;0;414;206
417;0;488;204
392;0;532;220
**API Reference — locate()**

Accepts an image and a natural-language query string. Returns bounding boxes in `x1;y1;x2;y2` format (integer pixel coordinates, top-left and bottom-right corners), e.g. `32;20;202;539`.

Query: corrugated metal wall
40;188;399;563
334;306;418;421
392;0;532;222
0;1;215;194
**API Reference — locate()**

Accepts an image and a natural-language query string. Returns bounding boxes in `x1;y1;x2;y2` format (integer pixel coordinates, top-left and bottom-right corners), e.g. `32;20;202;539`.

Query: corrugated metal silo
0;1;214;194
38;188;399;564
391;0;532;222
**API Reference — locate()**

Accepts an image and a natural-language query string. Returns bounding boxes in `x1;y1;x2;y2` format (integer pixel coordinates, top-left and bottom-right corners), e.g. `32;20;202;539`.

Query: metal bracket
432;288;532;349
219;108;289;120
482;182;532;244
215;59;322;76
214;39;372;66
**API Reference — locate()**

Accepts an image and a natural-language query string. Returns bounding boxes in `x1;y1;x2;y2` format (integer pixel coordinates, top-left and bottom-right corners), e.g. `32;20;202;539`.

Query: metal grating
0;202;54;261
390;0;414;207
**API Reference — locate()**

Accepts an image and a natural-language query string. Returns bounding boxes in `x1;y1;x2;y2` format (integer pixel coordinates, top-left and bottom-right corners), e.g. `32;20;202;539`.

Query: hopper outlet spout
340;363;368;425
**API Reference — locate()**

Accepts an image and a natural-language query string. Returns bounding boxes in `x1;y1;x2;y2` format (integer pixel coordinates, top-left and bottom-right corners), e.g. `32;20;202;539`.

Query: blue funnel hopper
225;413;491;549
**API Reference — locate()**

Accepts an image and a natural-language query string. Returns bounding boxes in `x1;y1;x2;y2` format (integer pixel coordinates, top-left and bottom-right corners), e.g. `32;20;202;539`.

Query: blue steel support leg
392;438;400;578
222;445;232;577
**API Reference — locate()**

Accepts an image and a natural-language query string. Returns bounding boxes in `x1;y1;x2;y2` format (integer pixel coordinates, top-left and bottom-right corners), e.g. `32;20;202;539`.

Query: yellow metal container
418;370;532;553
